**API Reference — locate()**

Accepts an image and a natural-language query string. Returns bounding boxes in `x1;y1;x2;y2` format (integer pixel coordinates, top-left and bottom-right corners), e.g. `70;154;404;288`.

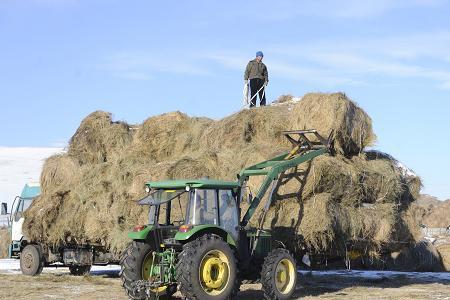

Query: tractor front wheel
120;241;175;300
261;248;297;300
176;234;239;300
20;244;44;276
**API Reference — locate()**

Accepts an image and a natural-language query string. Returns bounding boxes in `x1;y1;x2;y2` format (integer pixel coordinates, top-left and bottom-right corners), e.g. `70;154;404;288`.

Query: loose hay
0;227;10;258
437;244;450;271
68;111;131;165
385;241;444;272
23;93;421;258
292;93;376;156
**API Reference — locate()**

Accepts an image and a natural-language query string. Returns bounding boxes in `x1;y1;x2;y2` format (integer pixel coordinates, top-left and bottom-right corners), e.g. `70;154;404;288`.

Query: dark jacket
244;59;268;82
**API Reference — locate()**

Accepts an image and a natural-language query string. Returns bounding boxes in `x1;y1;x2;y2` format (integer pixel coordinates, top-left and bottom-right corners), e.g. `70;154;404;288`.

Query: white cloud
103;30;450;89
263;31;450;90
0;147;63;209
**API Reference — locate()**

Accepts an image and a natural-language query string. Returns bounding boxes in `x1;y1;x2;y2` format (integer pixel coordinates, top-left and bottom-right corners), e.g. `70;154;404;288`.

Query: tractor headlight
145;186;150;193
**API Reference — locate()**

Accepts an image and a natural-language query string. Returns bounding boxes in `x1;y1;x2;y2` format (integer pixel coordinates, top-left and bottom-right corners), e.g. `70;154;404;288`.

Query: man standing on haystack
244;51;268;107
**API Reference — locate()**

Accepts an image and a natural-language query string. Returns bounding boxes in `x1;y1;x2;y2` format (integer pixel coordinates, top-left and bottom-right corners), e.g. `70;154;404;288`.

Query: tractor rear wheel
20;244;44;276
120;241;175;300
69;265;91;276
176;234;239;300
261;248;297;300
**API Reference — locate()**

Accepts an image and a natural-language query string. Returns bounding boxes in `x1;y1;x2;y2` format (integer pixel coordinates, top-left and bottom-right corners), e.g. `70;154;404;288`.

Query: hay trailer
120;130;330;300
1;184;117;276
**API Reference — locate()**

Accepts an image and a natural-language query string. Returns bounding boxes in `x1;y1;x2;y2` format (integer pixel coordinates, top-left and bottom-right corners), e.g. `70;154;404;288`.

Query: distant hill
416;194;443;207
416;194;450;228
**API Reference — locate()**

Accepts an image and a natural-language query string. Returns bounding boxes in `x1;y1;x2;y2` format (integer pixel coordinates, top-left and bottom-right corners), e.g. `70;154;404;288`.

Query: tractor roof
146;179;239;190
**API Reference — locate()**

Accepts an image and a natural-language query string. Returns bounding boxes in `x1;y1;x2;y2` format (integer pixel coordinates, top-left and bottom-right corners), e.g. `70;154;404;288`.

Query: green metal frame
127;225;153;240
175;224;237;247
239;147;327;226
146;179;239;190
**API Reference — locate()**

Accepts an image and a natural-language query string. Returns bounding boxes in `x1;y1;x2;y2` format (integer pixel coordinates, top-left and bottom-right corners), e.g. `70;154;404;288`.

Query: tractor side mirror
1;202;7;215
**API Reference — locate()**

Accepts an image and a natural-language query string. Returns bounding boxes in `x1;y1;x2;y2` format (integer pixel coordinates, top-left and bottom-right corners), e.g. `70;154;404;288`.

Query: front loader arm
240;147;327;226
239;129;330;226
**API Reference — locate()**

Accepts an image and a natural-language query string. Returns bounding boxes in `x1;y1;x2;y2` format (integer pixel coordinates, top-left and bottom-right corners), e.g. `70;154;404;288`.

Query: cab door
218;190;239;241
11;197;32;242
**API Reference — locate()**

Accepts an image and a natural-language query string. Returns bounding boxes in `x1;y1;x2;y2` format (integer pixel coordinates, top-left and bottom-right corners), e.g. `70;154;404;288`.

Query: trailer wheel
261;248;297;300
176;234;239;300
120;241;175;300
69;265;91;276
20;244;44;276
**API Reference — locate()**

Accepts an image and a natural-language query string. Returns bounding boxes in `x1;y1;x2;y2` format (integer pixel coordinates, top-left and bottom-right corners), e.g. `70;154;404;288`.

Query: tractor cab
135;179;240;244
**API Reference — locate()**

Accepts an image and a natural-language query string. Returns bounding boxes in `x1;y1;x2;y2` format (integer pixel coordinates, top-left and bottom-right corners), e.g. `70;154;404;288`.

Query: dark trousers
249;78;266;107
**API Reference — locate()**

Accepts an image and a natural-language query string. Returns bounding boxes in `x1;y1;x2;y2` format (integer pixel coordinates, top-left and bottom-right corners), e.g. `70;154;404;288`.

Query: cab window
187;189;218;225
218;190;239;241
157;191;188;226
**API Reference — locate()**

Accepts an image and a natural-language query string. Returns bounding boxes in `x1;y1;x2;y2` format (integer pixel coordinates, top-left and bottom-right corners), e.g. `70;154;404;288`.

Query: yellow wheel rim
199;250;230;295
275;258;296;294
142;252;167;294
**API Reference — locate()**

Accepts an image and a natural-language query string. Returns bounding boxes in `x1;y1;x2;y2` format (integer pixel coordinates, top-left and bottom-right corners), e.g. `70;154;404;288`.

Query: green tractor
120;130;330;300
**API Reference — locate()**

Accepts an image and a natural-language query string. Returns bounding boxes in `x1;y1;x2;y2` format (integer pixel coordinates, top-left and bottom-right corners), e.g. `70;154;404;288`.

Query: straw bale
133;112;213;161
68;111;131;165
292;155;361;205
437;244;450;271
202;105;290;152
257;192;404;254
0;227;10;258
40;154;80;193
385;241;444;272
352;155;404;204
292;93;376;156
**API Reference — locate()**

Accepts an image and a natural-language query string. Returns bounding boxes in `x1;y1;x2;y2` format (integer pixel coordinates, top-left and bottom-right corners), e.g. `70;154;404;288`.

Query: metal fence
422;227;450;237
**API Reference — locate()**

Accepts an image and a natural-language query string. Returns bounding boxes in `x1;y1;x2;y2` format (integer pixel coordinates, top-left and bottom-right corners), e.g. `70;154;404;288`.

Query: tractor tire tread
261;248;297;300
176;234;240;300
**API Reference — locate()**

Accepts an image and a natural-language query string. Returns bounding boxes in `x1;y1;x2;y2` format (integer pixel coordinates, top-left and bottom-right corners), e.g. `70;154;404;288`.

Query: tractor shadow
236;270;450;299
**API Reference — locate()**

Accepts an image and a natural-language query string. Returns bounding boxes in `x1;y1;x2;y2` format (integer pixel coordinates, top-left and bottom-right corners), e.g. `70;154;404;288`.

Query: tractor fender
175;225;236;247
127;225;153;240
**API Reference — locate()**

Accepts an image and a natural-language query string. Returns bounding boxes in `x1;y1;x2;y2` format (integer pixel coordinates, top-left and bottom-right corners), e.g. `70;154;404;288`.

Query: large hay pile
23;92;422;259
0;227;10;258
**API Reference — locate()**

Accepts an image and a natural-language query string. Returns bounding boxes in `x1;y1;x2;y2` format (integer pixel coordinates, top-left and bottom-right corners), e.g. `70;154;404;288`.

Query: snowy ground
0;258;121;275
298;269;450;283
2;258;449;281
0;259;449;299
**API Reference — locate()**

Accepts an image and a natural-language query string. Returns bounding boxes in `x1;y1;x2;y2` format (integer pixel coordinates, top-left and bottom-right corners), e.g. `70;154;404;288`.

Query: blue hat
256;51;264;57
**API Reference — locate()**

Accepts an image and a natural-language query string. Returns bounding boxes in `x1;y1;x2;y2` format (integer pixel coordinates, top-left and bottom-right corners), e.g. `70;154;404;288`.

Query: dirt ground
0;268;449;300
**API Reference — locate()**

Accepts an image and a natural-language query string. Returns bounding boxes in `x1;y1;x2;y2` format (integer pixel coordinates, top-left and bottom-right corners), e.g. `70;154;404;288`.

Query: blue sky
0;0;449;199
